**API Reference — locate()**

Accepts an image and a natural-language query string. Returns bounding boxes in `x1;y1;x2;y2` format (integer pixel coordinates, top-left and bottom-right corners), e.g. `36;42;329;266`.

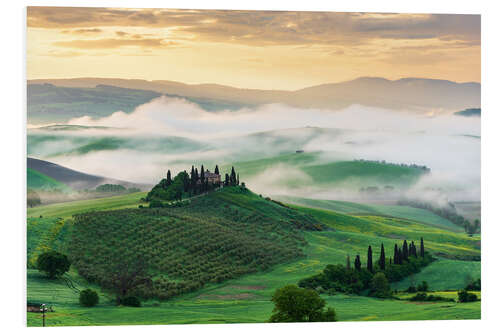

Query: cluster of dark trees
354;159;430;172
146;165;240;202
299;238;434;297
397;199;480;235
465;278;481;291
95;184;140;194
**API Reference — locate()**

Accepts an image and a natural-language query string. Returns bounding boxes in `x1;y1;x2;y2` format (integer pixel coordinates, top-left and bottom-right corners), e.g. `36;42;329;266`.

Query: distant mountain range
28;77;480;119
454;108;481;117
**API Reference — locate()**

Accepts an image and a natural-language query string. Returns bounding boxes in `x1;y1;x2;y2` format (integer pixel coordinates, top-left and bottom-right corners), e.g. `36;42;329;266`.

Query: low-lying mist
28;95;480;203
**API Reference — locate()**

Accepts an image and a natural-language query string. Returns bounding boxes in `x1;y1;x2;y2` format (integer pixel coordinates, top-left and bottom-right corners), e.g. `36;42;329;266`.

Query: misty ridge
27;94;480;203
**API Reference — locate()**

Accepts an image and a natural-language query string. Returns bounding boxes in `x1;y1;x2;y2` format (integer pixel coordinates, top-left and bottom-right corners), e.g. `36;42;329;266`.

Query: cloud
28;7;480;47
61;28;103;34
53;38;178;49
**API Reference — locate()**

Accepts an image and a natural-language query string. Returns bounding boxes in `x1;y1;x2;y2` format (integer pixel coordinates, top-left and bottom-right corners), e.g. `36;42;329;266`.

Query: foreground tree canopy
269;285;337;322
36;251;70;279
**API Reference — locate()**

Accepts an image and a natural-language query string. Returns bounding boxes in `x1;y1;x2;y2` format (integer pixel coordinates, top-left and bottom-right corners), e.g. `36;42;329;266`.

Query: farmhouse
197;170;221;184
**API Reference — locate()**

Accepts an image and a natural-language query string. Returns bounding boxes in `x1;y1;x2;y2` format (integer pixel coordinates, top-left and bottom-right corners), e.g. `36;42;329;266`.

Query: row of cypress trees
350;238;425;273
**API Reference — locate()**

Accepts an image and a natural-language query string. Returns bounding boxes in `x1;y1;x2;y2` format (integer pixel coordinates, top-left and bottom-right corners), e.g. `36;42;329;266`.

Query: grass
27;168;70;191
392;259;481;291
26;187;480;326
27;191;146;219
276;195;463;232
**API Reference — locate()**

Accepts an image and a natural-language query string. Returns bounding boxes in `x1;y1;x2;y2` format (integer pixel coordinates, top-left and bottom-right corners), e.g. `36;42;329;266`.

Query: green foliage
79;289;99;307
67;188;319;300
417;281;429;292
465;278;481;291
409;292;454;302
371;272;391;298
28;168;70;191
269;285;336;322
458;290;479;303
37;251;70;279
121;296;141;307
95;184;127;193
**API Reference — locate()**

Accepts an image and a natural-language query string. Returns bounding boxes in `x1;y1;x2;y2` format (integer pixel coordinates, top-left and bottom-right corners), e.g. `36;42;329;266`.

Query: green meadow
26;187;480;326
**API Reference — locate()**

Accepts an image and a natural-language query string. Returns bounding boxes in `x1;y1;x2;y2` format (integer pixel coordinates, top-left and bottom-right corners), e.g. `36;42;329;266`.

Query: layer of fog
28;96;480;203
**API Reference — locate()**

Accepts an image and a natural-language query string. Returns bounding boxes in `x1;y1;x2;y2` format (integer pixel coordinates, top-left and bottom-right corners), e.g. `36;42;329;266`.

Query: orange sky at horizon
27;7;481;90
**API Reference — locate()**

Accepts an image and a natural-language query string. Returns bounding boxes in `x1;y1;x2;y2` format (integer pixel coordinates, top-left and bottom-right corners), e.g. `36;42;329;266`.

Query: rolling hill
29;76;480;114
27;185;480;326
27;157;148;191
27;168;70;191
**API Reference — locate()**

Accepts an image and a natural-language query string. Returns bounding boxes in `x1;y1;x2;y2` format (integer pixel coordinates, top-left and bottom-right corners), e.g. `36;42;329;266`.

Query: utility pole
41;303;46;327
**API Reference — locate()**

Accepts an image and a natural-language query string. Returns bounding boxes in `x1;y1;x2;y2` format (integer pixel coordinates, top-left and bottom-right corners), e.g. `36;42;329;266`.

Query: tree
237;173;240;185
214;165;219;175
402;240;409;261
224;173;229;186
394;244;399;265
346;255;351;270
354;255;361;271
367;245;373;273
102;255;152;304
420;237;425;257
79;289;99;307
27;189;41;207
230;166;237;185
200;165;205;182
166;170;172;186
269;285;337;322
371;272;391;298
378;243;385;270
37;251;70;279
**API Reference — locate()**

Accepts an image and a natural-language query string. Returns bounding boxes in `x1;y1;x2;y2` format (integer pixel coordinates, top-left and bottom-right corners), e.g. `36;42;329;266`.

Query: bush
121;296;141;307
149;200;164;208
406;285;417;293
79;289;99;307
409;292;453;302
458;290;478;303
371;272;391;298
36;251;70;279
417;281;429;292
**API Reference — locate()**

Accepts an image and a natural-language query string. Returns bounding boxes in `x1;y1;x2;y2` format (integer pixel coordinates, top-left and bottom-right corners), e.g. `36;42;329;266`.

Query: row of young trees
351;238;426;273
146;165;241;202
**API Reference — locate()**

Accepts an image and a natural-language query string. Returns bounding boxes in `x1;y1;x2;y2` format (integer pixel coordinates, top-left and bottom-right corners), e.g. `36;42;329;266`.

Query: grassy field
27;168;70;191
276;196;463;232
222;153;426;190
26;187;480;326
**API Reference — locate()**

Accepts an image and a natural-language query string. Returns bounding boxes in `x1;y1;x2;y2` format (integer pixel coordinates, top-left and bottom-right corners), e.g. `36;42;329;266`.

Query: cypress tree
224;173;229;186
200;165;205;181
411;241;417;257
166;170;172;186
346;255;351;270
403;240;409;261
237;173;240;185
190;166;196;190
230;166;236;185
214;165;219;175
389;258;392;265
354;255;361;271
367;245;373;273
398;248;403;264
420;237;425;257
379;243;385;270
393;244;399;265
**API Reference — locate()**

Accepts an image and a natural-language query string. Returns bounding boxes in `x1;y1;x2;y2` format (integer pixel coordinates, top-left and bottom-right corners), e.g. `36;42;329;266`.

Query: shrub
36;251;70;279
371;272;391;298
417;281;429;292
409;292;453;302
406;285;417;293
79;289;99;307
121;296;141;307
458;290;478;303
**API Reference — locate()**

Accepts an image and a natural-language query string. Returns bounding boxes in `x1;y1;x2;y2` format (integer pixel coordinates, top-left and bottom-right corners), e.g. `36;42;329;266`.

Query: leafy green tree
37;251;70;279
269;285;337;322
458;290;478;303
367;245;373;273
371;272;391;298
79;289;99;307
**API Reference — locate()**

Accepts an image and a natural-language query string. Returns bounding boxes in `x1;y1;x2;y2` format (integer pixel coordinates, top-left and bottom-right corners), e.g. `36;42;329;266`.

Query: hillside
28;76;480;114
27;167;70;191
222;153;427;190
454;108;481;117
27;185;480;326
27;157;148;191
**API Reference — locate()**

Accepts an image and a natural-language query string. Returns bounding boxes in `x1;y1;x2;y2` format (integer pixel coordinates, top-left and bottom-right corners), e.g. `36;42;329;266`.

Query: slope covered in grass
27;168;70;191
276;195;463;232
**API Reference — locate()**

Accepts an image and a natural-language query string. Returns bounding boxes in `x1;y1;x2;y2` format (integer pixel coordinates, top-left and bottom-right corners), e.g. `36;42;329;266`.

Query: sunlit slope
276;195;463;232
27;168;70;191
27;187;480;326
223;152;426;189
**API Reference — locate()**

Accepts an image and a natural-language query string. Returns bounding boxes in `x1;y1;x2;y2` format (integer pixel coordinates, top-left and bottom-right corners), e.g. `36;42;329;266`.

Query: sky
27;7;481;90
